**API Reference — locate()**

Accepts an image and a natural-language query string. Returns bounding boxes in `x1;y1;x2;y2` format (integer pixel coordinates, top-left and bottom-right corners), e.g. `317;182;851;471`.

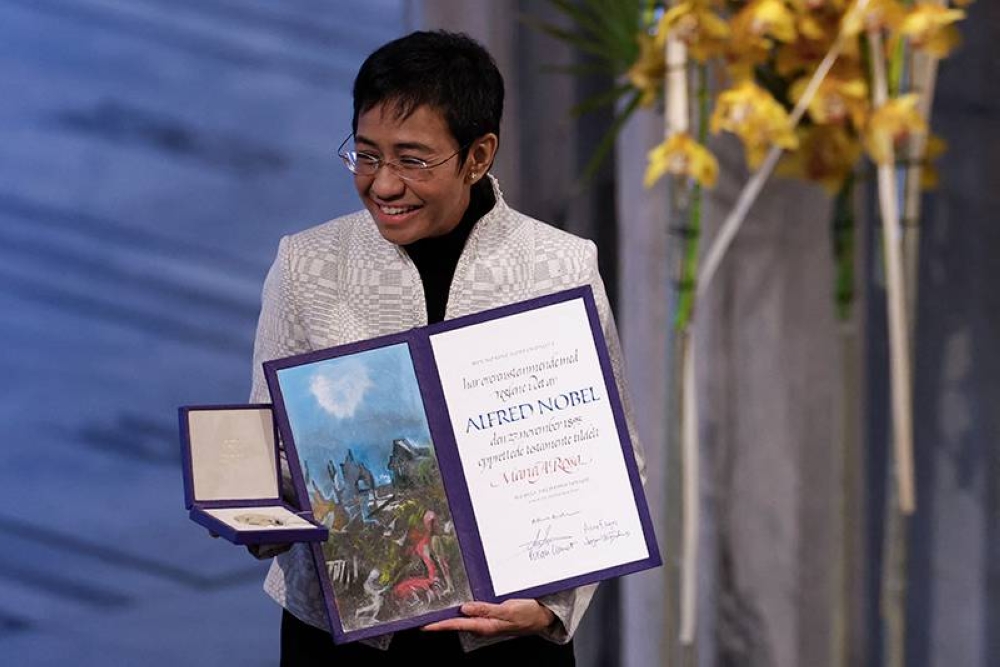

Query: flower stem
903;22;944;332
868;27;916;515
673;64;708;332
833;173;857;322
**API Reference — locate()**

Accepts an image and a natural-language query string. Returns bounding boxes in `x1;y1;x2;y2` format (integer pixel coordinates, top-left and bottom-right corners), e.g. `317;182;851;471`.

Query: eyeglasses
337;134;468;182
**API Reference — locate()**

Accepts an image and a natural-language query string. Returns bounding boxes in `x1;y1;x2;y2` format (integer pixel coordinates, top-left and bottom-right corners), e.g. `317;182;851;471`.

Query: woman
249;30;644;666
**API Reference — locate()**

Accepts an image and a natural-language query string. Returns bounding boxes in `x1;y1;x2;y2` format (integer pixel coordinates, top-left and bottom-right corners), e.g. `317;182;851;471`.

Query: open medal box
179;404;328;545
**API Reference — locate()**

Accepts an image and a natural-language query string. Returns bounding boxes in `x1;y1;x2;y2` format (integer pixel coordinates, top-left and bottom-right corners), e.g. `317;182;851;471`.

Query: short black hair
352;31;504;163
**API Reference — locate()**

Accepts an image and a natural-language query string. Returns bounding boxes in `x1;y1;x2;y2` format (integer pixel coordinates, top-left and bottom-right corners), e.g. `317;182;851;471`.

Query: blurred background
1;1;997;666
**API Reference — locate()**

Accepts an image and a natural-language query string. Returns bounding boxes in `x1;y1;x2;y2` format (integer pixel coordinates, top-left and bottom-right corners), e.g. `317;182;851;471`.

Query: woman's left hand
422;599;556;637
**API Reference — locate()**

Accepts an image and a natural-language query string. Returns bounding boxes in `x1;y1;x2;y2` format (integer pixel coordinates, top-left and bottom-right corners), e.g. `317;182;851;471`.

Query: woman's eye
398;157;429;170
356;152;381;165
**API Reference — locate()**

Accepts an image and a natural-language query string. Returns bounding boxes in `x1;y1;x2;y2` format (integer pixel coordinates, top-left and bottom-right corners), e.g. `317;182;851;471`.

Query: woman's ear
467;133;499;182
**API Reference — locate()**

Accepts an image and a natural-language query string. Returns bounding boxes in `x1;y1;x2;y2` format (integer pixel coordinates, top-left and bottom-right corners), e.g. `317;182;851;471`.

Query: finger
423;617;495;633
459;601;501;618
422;618;468;632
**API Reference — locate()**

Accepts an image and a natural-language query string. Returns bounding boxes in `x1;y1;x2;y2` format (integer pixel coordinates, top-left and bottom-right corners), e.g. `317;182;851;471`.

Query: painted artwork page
275;343;471;632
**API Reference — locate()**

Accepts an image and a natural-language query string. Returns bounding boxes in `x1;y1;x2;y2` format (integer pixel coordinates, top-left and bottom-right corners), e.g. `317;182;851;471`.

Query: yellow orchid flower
842;0;907;37
778;125;862;192
627;32;665;108
775;42;818;78
727;0;799;79
711;81;799;168
790;75;869;129
737;0;799;44
775;15;844;77
918;133;947;190
828;54;867;82
882;130;947;190
796;12;831;42
864;94;927;164
658;1;731;62
645;132;720;188
900;4;966;58
791;0;849;12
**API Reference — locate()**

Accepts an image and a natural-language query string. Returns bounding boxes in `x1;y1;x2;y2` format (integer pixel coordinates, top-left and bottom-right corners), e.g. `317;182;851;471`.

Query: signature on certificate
517;524;576;562
530;510;581;525
582;518;631;548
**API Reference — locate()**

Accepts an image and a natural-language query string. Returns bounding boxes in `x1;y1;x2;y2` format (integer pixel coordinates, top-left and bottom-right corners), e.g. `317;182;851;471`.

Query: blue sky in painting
275;343;431;491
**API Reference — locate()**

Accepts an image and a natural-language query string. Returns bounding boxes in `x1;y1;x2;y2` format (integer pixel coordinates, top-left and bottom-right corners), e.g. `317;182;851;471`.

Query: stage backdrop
0;2;406;665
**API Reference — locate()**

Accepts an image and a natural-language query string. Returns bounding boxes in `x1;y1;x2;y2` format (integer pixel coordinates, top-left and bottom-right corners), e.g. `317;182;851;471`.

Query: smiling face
352;103;496;246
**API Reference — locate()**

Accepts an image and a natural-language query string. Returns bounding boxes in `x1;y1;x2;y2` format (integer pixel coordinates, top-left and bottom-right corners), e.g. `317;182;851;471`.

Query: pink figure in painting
392;510;441;606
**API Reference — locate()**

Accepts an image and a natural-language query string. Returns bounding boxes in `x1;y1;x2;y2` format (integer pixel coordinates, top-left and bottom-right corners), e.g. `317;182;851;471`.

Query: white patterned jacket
249;177;645;651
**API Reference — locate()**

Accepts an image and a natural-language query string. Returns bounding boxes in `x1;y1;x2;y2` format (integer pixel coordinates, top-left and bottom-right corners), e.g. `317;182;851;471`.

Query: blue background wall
0;2;405;664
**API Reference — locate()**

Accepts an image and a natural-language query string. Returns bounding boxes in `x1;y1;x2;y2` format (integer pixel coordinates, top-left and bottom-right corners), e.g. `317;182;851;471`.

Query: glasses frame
337;134;471;182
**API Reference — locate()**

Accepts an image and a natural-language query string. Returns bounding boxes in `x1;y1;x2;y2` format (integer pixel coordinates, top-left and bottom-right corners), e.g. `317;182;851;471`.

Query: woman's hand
246;542;292;559
422;599;557;637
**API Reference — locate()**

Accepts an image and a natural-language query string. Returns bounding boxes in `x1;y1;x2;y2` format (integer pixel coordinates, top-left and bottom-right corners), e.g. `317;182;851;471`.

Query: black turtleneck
404;179;494;324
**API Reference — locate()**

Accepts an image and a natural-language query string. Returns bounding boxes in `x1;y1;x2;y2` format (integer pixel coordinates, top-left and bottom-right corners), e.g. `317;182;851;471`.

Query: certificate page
429;298;649;595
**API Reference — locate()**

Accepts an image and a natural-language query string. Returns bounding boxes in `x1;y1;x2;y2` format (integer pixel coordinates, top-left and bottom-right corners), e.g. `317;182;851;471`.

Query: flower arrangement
633;0;966;189
532;0;971;661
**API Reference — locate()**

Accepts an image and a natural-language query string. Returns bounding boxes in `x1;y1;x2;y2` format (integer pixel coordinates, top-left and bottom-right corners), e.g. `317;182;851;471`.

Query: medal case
179;404;328;545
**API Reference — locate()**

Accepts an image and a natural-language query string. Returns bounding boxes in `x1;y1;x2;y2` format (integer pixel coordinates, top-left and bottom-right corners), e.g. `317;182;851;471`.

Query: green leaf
522;2;649;188
570;82;634;117
547;0;611;42
578;89;644;184
597;0;643;56
523;1;643;72
588;0;643;66
539;62;620;77
519;15;622;61
831;171;857;321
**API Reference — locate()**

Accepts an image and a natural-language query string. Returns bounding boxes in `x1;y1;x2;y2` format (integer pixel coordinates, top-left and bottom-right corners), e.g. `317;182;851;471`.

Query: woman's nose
370;163;406;198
